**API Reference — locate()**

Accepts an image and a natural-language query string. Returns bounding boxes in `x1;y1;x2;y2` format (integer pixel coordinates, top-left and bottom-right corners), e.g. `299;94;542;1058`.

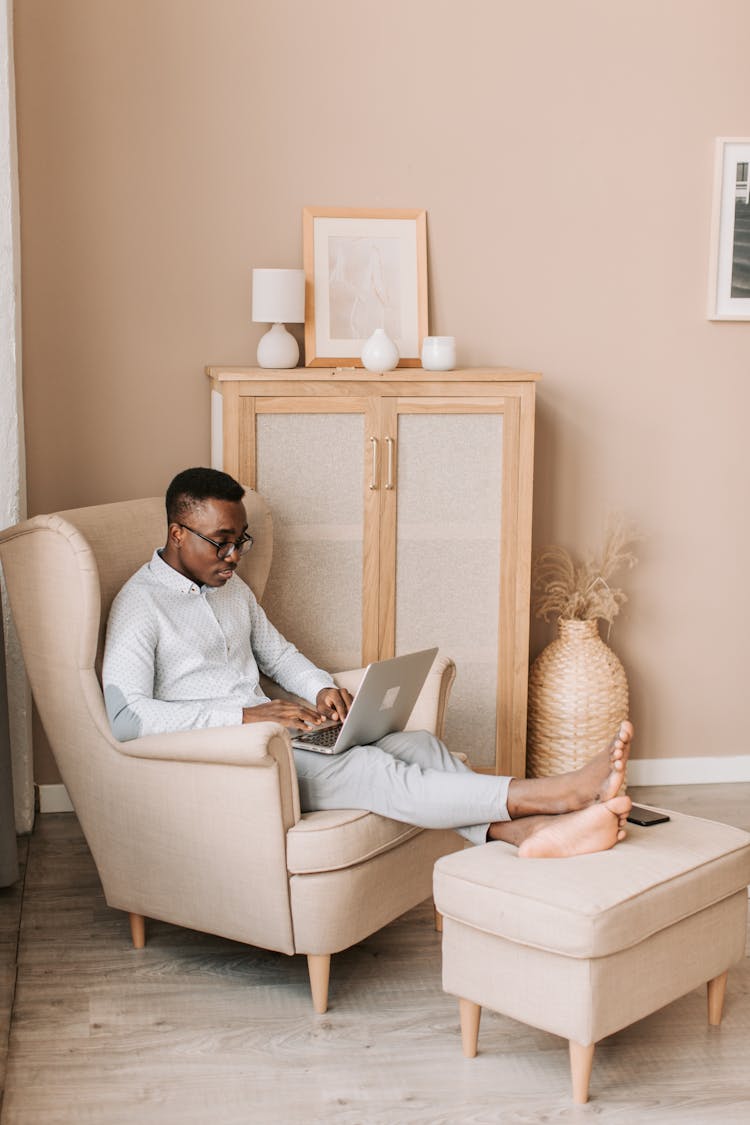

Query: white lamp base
256;322;299;369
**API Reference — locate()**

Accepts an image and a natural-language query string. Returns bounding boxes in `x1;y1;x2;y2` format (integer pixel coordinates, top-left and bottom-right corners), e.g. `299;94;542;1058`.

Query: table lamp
251;268;305;369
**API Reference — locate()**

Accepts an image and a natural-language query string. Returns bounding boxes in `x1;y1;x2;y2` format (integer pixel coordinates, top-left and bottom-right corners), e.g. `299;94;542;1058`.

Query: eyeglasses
177;523;254;560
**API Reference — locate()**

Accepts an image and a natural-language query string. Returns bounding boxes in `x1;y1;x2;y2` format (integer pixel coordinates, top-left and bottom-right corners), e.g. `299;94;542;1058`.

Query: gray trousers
293;729;512;847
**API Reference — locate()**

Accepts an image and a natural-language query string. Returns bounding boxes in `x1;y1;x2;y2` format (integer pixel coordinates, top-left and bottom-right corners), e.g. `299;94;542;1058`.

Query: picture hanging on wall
707;137;750;320
302;207;428;366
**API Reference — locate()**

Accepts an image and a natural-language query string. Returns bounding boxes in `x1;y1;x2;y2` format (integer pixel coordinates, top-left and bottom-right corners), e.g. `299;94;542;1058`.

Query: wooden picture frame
707;138;750;321
302;207;428;366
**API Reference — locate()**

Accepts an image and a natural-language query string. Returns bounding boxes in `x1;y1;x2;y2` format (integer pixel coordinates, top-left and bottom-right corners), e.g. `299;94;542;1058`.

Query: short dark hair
165;467;245;525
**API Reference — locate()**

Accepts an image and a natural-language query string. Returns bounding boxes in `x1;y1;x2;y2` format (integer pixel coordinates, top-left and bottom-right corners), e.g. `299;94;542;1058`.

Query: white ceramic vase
361;328;399;372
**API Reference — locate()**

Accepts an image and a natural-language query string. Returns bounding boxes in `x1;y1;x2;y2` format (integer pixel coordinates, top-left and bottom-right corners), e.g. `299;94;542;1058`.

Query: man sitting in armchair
103;467;633;859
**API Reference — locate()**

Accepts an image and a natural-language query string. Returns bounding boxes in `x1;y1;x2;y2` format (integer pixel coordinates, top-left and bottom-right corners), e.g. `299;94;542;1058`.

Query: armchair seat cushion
287;809;422;874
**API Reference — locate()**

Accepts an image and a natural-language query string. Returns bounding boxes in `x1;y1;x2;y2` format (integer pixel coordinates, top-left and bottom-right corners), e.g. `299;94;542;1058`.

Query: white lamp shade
252;268;305;324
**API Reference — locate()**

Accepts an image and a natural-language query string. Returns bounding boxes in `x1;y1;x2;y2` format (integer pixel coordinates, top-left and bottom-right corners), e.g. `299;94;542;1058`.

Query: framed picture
707;138;750;320
302;206;428;366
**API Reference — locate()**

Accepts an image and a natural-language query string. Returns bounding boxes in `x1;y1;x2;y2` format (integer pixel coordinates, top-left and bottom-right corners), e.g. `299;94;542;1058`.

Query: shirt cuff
304;671;337;704
207;705;245;729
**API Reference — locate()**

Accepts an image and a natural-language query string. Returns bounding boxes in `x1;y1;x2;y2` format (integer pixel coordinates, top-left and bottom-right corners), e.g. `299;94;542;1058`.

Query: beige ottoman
433;809;750;1103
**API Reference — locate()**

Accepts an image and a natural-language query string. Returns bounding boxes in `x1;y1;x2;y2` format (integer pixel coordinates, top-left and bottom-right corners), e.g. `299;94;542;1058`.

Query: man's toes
611;722;633;750
606;794;632;815
616;827;627;842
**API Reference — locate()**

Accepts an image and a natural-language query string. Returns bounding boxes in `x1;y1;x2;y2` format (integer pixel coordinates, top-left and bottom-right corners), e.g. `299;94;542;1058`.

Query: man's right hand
242;700;325;729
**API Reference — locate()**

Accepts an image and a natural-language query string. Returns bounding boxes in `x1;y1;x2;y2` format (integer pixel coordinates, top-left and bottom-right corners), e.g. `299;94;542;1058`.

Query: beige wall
13;0;750;783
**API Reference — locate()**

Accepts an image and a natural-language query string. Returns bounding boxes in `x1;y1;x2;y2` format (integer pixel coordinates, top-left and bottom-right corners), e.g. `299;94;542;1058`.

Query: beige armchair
0;490;462;1012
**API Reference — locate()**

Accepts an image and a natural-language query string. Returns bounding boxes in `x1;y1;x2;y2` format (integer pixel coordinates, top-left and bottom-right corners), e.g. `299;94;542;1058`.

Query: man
103;468;632;859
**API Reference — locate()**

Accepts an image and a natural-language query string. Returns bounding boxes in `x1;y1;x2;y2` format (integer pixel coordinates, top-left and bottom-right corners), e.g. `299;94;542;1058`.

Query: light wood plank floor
1;784;749;1124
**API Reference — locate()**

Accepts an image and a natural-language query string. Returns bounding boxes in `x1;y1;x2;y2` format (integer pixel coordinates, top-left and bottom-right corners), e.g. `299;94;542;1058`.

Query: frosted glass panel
395;413;503;769
256;413;364;673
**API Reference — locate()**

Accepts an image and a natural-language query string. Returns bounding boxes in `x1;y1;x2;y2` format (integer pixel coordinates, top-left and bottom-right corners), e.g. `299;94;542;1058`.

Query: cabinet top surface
206;365;541;383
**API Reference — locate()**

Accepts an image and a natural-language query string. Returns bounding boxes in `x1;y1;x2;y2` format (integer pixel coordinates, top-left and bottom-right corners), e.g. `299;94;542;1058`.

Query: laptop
290;647;438;754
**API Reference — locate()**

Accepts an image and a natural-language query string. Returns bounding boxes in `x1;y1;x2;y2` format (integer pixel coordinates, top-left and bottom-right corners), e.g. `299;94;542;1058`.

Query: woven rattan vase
527;618;629;777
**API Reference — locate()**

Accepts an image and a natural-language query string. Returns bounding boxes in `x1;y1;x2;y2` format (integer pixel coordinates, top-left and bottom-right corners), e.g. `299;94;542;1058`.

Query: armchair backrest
0;488;273;762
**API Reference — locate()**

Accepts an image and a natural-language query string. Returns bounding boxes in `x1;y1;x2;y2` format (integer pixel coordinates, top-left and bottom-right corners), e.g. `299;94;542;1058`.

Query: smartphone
627;804;671;827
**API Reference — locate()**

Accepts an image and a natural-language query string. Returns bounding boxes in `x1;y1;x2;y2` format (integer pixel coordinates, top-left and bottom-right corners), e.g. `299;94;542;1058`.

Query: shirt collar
148;548;208;596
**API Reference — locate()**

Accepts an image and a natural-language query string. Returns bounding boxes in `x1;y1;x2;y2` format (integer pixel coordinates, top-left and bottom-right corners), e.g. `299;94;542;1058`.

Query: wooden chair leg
129;912;146;950
707;969;728;1026
569;1040;595;1104
459;997;481;1058
307;953;331;1014
434;905;443;933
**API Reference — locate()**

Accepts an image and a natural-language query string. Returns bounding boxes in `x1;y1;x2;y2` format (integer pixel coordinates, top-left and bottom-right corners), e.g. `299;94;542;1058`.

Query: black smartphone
627;804;671;827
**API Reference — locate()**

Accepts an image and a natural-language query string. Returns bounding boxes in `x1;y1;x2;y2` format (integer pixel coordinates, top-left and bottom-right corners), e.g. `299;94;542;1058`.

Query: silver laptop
290;647;438;754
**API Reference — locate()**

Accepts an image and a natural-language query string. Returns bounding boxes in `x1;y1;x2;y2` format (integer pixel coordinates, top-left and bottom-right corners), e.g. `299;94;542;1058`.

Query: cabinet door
253;397;380;674
380;397;522;773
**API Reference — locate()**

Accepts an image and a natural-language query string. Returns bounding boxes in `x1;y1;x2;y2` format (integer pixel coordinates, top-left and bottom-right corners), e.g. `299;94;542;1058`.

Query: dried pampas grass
532;515;639;625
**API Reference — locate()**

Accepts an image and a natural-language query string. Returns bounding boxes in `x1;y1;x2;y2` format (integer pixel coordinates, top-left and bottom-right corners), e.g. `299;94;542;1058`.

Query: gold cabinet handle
385;436;395;490
369;437;379;490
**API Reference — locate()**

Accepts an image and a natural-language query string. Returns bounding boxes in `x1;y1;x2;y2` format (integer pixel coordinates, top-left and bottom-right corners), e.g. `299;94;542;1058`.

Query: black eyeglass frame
177;523;254;560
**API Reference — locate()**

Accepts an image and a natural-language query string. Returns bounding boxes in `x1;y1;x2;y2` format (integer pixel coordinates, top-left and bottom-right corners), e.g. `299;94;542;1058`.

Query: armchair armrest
115;721;300;825
117;721;290;767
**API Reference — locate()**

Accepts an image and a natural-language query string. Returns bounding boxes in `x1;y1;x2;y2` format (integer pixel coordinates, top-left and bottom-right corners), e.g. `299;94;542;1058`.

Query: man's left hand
316;686;353;723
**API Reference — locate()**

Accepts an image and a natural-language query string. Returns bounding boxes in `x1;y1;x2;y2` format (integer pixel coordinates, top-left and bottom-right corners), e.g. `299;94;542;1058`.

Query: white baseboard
627;756;750;787
36;756;750;816
38;783;74;813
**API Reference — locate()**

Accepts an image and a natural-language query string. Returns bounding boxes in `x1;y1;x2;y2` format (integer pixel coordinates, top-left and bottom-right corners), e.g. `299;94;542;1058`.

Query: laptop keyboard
295;724;342;748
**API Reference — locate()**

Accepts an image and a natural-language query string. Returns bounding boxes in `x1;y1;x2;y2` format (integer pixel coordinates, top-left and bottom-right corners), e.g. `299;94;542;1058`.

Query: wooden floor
1;784;749;1124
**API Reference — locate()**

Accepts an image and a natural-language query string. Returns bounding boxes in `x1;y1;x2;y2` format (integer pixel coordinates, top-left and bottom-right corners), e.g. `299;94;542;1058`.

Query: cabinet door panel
255;409;367;674
393;410;504;769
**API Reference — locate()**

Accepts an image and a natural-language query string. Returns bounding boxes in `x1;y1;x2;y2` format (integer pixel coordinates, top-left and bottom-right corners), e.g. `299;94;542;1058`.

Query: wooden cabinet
206;366;538;777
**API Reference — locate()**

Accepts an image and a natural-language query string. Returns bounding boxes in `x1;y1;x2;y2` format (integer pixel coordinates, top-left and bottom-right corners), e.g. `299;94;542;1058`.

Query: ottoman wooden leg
569;1040;595;1104
707;969;728;1026
434;905;443;933
459;998;481;1058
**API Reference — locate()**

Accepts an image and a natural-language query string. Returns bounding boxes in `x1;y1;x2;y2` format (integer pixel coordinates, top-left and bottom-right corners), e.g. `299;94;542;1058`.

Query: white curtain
0;0;32;852
0;612;19;884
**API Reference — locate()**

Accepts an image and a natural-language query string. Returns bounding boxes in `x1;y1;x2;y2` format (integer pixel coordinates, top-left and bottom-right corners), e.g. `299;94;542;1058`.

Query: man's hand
242;700;324;729
316;686;353;723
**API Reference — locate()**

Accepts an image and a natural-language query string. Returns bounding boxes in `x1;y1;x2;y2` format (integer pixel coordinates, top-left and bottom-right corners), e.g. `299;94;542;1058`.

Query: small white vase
361;328;399;372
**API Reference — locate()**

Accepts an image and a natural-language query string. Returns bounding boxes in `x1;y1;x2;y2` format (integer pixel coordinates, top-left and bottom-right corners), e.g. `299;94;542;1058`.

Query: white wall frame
707;137;750;321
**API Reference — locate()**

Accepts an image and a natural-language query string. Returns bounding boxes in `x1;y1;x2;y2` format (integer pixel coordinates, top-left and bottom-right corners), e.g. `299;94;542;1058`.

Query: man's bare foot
512;795;632;858
506;721;633;819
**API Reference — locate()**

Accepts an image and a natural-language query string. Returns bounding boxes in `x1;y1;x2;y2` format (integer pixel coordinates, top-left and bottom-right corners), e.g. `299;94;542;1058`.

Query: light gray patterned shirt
103;550;334;741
